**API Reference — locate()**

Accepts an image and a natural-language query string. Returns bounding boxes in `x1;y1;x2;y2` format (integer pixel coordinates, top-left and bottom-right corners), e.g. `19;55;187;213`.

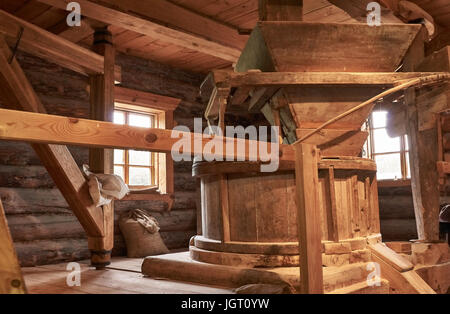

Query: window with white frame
113;105;159;189
364;110;411;181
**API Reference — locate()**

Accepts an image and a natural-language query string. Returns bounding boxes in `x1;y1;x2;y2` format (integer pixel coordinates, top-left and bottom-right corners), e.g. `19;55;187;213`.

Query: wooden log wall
378;185;418;241
0;51;219;267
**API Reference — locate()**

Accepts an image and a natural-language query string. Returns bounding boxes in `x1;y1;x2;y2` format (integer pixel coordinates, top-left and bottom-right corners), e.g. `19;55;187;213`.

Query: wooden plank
212;70;446;88
228;175;257;242
369;243;414;272
0;108;296;163
220;175;230;242
204;87;231;122
371;253;435;294
0;9;120;80
294;143;323;294
259;0;303;21
37;0;241;62
326;167;339;242
416;46;450;72
115;86;181;111
0;36;104;237
248;87;279;113
296;129;368;157
0;199;26;294
243;22;420;72
230;86;253;106
103;0;246;50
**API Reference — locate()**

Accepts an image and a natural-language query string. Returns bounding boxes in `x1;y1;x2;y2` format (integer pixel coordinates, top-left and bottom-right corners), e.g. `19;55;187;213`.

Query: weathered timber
294;144;323;294
0;10;120;80
0;36;104;237
37;0;241;62
0;108;296;163
0;199;26;294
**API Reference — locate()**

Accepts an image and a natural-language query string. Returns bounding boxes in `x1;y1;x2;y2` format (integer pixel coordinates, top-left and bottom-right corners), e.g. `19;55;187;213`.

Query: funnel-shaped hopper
237;22;422;73
235;22;421;156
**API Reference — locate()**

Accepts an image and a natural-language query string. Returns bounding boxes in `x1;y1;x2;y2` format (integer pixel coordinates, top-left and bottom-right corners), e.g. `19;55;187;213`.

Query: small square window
113;108;157;188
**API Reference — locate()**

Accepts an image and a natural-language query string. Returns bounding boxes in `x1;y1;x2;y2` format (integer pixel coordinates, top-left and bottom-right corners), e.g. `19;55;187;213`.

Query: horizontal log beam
37;0;242;62
211;70;450;88
0;9;121;81
0;108;295;163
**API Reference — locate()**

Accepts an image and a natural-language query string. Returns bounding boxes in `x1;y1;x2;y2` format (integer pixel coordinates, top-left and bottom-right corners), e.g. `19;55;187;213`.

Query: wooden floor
22;257;233;294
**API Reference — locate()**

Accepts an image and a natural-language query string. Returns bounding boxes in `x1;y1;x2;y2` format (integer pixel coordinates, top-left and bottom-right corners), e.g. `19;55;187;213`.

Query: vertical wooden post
259;0;303;21
404;28;441;241
0;200;26;294
88;27;115;268
294;143;323;294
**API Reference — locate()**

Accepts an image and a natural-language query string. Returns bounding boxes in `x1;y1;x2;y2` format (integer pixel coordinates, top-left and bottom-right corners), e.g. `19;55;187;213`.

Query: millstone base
141;251;379;293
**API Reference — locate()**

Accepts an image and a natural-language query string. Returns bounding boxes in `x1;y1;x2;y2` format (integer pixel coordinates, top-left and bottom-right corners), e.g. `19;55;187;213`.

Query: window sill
377;179;411;187
120;189;175;210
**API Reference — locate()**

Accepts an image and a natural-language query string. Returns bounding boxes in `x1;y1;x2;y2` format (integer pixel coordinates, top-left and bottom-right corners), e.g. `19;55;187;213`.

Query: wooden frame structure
1;0;448;295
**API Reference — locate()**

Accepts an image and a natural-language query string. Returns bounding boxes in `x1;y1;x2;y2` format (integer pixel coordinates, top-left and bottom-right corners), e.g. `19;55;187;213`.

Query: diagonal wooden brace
0;35;104;238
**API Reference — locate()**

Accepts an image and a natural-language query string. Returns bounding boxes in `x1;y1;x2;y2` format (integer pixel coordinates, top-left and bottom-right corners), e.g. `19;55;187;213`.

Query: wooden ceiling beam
259;0;303;21
0;9;120;80
328;0;403;23
36;0;242;62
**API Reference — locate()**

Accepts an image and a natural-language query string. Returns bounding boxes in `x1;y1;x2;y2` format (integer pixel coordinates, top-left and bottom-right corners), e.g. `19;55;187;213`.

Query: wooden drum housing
190;157;380;267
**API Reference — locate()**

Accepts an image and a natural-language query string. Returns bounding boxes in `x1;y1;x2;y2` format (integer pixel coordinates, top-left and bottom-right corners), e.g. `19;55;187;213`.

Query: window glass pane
373;129;401;153
114;166;125;181
375;153;402;180
129;167;151;186
129;150;151;166
406;152;411;179
404;135;409;151
114;111;125;125
372;111;387;128
129;113;151;128
114;149;125;164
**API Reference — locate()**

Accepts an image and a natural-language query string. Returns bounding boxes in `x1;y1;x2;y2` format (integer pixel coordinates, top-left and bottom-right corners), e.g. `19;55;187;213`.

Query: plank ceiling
0;0;449;74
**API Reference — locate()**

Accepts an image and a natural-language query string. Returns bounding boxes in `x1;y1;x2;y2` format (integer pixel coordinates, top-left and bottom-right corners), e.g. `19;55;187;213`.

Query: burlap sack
119;209;169;258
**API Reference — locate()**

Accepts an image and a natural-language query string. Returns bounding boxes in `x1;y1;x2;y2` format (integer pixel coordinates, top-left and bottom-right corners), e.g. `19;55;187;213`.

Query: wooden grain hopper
205;22;422;156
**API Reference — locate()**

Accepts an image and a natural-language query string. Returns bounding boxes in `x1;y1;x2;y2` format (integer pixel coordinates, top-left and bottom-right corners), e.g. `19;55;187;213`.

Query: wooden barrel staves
190;157;381;268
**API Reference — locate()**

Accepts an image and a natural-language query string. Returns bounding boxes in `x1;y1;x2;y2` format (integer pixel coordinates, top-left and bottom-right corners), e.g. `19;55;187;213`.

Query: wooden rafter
0;9;120;81
36;0;242;62
0;36;105;237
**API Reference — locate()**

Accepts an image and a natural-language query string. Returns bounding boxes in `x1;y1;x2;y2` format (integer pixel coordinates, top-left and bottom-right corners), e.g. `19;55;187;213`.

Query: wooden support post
294;143;323;294
404;28;441;241
88;27;115;268
259;0;303;21
0;200;26;294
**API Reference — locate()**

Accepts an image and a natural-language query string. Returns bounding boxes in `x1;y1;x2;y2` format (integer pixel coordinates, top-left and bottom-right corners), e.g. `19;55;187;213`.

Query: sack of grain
119;209;169;258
